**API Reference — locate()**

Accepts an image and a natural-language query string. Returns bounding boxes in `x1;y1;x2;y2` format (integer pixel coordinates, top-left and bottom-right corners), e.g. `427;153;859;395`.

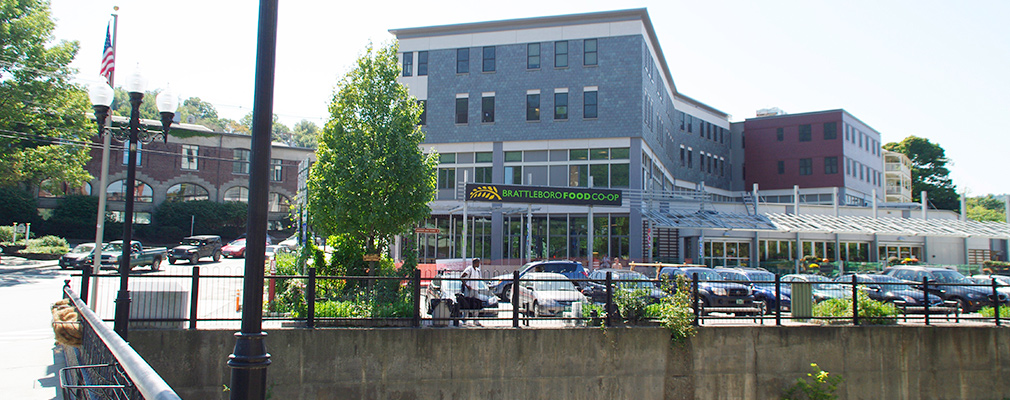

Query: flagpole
91;7;118;307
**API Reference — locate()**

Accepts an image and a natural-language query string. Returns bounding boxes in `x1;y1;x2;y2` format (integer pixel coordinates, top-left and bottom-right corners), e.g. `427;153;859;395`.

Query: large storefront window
879;245;922;262
704;240;751;267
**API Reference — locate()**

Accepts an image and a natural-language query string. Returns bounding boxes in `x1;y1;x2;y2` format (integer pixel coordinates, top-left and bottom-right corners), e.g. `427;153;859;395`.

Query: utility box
791;282;813;320
128;281;188;329
430;300;451;327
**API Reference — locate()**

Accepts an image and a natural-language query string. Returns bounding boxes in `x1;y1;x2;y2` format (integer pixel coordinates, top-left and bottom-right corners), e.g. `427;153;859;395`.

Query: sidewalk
0;255;60;270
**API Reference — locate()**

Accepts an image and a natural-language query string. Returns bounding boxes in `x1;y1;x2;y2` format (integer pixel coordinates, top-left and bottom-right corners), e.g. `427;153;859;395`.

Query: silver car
508;272;588;317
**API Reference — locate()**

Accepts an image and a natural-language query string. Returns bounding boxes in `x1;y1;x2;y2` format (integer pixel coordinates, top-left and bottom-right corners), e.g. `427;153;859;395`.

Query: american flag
99;23;114;84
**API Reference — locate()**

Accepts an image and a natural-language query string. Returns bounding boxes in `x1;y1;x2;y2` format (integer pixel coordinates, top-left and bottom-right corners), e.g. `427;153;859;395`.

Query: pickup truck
99;240;168;271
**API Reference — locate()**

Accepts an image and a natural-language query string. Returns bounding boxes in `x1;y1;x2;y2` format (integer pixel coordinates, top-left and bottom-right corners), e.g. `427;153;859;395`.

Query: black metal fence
73;267;1010;329
60;283;181;400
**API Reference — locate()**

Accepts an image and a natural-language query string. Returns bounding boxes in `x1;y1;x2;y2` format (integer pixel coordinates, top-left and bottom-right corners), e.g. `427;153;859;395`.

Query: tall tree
967;194;1007;222
291;119;319;148
239;111;291;143
0;0;92;190
307;41;436;254
882;136;959;211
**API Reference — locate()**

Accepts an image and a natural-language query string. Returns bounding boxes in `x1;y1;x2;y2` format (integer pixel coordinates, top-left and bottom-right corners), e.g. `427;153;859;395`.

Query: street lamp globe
155;87;179;139
89;81;114;107
125;67;147;94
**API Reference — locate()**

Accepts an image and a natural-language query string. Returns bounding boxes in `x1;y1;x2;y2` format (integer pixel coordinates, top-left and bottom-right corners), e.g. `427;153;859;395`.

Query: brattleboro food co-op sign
465;184;622;206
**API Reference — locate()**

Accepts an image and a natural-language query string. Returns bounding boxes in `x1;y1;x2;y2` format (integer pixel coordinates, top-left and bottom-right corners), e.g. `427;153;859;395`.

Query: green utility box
791;282;813;320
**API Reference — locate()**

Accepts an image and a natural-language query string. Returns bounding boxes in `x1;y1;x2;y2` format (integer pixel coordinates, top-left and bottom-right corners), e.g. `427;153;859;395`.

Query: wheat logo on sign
469;185;502;201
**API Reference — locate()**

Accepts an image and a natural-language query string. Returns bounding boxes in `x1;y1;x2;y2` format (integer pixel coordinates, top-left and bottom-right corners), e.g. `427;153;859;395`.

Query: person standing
612;257;623;270
460;258;483;326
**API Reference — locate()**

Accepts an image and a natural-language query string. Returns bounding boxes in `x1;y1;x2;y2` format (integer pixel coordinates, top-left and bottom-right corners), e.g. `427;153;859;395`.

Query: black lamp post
89;70;178;340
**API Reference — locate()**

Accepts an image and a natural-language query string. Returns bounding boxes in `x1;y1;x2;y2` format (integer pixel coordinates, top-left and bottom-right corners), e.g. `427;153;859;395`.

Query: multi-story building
392;8;736;265
742;109;884;207
883;150;913;203
37;118;315;236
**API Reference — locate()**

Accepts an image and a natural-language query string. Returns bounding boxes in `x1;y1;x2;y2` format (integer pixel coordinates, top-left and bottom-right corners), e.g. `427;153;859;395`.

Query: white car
279;234;299;250
508;272;588;317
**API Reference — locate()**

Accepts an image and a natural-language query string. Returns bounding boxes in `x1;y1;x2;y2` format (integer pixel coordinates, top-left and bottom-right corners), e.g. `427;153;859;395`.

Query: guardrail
61;283;182;400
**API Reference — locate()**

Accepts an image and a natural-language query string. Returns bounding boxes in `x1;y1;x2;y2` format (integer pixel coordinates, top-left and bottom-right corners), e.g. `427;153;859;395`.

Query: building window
438;168;455;189
554;41;568;68
233;149;250;174
224;186;249;203
475;152;493;163
181;144;198;170
107;179;154;203
799;158;813;175
440;153;456;164
122;142;142;165
481;95;494;123
583;89;597;119
270;159;283;181
482;46;495;72
417;51;428;76
680;113;685;131
777;161;785;174
584;39;597;66
527;43;540;69
799;125;811;142
569;165;588;187
687;149;693;168
824;122;837;140
402;52;412;77
455;96;468;124
824;156;838;174
474;167;492;183
418;100;426;125
526;93;540;121
166;183;209;202
776;127;784;141
554;92;568;120
505;166;522;184
679;147;685;166
268;192;291;213
687;115;693;133
456;48;469;74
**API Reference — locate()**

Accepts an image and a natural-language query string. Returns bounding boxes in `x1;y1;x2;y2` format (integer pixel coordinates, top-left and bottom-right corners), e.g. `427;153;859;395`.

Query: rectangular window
583;90;598;119
181;145;198;170
777;160;785;174
845;125;850;141
569;149;588;160
526;93;540;121
776;127;784;141
455;97;468;124
475;152;493;163
859;132;864;147
698;153;704;170
474;167;492;183
505;151;523;162
554;92;568;120
590;164;608;187
505;166;522;185
687;149;693;168
402;52;413;77
270;158;282;182
679;147;685;166
527;43;540;69
122;142;142;165
611;164;629;188
456;48;469;74
680;113;685;131
417;51;428;76
481;95;494;123
569;165;588;187
823;122;837;140
799;158;812;175
610;148;629;159
554;41;568;68
232;149;250;174
687;115;693;133
418;100;426;126
799;124;811;142
440;153;456;164
824;156;838;174
438;168;455;189
584;39;597;66
482;46;495;72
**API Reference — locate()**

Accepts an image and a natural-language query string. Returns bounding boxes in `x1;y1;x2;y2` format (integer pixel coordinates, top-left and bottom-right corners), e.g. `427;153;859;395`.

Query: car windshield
526;278;578;292
615;273;656;290
439;273;490;293
180;238;202;246
865;275;915;292
681;269;723;281
930;270;967;284
522;263;576;274
105;243;124;252
746;272;776;289
69;244;95;254
228;239;245;246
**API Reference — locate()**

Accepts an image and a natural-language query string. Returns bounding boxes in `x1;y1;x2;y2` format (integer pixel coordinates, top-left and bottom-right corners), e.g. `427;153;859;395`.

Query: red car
222;238;273;258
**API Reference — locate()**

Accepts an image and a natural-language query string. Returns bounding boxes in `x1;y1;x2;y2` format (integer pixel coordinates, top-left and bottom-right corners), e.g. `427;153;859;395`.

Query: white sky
51;0;1010;196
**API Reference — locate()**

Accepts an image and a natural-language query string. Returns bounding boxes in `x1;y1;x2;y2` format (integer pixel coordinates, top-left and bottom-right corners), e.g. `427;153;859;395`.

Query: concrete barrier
129;326;1010;399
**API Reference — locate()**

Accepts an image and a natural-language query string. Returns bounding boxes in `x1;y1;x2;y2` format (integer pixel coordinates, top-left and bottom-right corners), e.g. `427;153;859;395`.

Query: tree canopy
882;136;959;211
0;0;93;190
967;194;1007;223
307;41;436;253
291;119;319;148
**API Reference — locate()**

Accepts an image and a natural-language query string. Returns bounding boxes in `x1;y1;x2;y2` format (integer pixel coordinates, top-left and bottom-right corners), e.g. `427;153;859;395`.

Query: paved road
0;260;69;400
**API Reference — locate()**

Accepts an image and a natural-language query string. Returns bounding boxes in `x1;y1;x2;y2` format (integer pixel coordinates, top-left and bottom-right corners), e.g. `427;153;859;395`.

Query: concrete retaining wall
130;326;1010;399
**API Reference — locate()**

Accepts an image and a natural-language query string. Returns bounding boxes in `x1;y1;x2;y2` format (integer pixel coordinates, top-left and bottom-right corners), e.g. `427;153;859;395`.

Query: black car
60;242;101;270
833;273;945;310
883;266;1007;312
168;235;223;264
716;268;792;314
582;269;668;304
658;266;758;315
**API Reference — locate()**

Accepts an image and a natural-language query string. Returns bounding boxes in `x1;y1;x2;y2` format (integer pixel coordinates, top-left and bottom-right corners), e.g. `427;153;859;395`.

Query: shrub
614;288;650;324
0;186;39;226
152;200;247;241
41;195;100;240
782;363;843;400
978;305;1010;318
657;275;696;344
0;226;15;243
812;291;898;325
21;235;70;255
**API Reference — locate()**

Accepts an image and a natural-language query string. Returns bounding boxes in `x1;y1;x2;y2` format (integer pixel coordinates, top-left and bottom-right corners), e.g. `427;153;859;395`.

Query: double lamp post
88;70;178;340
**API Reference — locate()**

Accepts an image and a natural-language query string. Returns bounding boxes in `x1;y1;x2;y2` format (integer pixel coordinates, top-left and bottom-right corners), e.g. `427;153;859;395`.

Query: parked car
59;242;100;270
781;274;850;303
490;260;590;299
264;245;291;260
883;266;1007;312
100;240;167;271
508;272;588;317
716;268;791;314
168;235;222;265
425;270;498;318
968;274;1010;298
582;268;668;304
278;234;299;250
833;273;945;310
657;266;758;315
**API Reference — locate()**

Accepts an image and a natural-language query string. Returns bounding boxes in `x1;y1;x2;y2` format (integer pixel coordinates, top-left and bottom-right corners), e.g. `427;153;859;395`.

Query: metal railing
61;283;181;400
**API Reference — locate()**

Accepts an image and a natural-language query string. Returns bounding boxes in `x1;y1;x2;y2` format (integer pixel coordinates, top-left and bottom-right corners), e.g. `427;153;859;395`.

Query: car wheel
151;257;161;271
212;250;221;262
238;250;246;258
190;255;199;264
168;257;177;265
955;298;970;314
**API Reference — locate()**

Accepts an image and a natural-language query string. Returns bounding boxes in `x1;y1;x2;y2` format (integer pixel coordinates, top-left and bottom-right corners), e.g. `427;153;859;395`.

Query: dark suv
169;235;223;264
658;266;758;315
884;266;1007;312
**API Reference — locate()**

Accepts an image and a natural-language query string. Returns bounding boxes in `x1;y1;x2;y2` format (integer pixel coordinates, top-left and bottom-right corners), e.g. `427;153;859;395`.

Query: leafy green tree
882;136;959;211
153;200;247;240
292;119;319;148
307;41;437;255
238;111;291;143
0;186;39;226
176;97;227;131
0;0;93;189
967;194;1007;222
